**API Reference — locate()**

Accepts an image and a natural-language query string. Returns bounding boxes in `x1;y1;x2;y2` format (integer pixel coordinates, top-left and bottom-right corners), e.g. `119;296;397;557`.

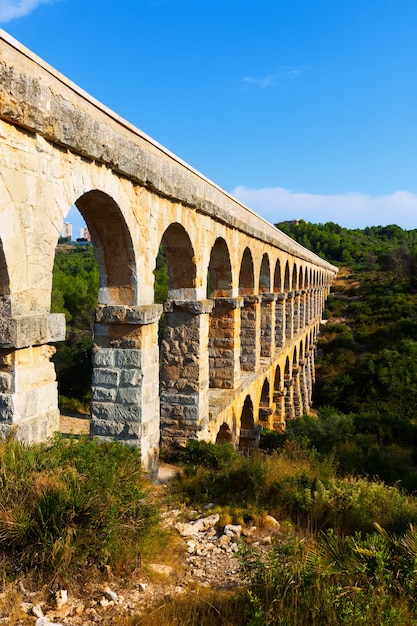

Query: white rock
224;524;242;537
55;589;68;609
103;587;118;601
187;540;197;553
219;534;231;547
33;605;44;618
138;583;148;592
176;514;219;537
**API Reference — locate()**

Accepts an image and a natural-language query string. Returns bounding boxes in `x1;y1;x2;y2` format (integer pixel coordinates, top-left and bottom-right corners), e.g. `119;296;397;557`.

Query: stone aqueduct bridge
0;32;337;471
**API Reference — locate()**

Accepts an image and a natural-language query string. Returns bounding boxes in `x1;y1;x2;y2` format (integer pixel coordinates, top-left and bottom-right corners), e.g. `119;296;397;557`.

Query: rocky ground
3;417;281;625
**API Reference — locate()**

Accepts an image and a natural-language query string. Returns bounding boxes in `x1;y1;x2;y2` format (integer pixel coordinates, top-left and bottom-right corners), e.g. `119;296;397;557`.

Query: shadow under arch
161;222;196;299
157;222;208;448
75;190;137;305
238;395;260;450
207;237;238;389
259;377;273;429
0;239;10;304
208;237;232;298
239;247;258;372
215;422;233;444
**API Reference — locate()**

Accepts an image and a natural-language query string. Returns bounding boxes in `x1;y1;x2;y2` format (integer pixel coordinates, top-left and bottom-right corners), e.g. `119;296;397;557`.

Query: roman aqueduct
0;31;337;471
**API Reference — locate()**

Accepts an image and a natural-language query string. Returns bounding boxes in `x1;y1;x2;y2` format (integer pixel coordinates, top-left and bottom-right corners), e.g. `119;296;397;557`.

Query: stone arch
259;377;272;429
76;190;137;305
0;240;9;300
292;344;298;369
284;261;290;292
0;194;35;315
239;248;255;295
273;365;284;428
259;253;270;293
259;253;272;357
273;258;282;293
299;266;305;290
260;378;270;406
160;222;196;299
299;338;305;362
208;237;233;297
240;247;258;371
216;422;233;444
208;238;238;389
239;395;258;450
284;356;294;421
274;365;282;393
292;263;298;290
284;260;293;340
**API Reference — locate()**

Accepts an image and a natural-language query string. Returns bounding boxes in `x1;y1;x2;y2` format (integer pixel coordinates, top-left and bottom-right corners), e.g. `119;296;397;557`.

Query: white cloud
231;185;417;230
0;0;57;22
243;67;305;89
243;74;279;89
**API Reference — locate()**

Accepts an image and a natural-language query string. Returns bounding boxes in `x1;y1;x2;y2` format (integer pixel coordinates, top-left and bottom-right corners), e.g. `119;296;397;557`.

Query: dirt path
59;414;90;436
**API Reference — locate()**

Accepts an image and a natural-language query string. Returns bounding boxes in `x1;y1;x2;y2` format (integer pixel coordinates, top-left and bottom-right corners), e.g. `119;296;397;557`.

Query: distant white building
80;226;90;241
61;222;72;240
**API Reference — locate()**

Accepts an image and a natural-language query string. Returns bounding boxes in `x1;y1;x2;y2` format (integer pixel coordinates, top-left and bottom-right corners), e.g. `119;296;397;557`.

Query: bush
239;528;417;625
0;434;158;583
173;442;417;536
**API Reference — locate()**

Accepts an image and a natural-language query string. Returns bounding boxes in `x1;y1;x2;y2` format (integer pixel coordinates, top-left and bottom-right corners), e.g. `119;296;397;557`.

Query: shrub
0;434;158;583
240;528;417;625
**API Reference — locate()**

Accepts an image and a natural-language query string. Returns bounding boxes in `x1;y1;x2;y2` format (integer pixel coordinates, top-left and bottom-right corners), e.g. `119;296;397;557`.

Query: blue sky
2;0;417;232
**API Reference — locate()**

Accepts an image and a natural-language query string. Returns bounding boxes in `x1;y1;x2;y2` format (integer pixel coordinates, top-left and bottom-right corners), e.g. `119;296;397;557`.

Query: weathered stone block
0;372;13;392
92;368;120;387
91;387;117;402
117;387;143;405
93;349;116;368
0;393;14;422
121;369;143;386
116;349;143;368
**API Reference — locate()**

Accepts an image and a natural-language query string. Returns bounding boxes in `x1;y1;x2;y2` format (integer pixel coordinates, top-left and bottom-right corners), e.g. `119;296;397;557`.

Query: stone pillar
284;378;295;421
306;288;313;324
91;304;162;474
0;313;66;441
240;296;260;371
305;346;316;406
299;359;310;415
299;290;307;331
314;289;319;318
275;293;287;349
292;366;303;418
305;352;313;406
160;299;212;448
293;290;301;335
272;388;285;430
285;292;294;341
260;293;275;359
209;297;242;390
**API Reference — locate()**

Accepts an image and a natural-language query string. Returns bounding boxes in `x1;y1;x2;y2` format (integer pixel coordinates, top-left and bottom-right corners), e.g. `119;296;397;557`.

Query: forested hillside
51;245;98;410
277;220;417;489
